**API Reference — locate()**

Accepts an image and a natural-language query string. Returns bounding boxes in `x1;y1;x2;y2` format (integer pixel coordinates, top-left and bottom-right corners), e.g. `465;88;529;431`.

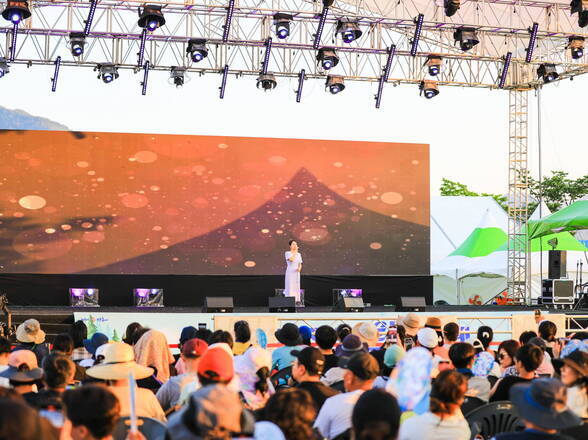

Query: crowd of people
0;313;586;440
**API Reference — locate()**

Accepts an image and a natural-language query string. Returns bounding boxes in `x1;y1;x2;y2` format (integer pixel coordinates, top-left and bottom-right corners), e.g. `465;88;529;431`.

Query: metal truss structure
2;0;587;303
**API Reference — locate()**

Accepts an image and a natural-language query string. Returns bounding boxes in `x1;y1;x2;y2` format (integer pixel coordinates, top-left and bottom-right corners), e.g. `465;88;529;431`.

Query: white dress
284;251;302;302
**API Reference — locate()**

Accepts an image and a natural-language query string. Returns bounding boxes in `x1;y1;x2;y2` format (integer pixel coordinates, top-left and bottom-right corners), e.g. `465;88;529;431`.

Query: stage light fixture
170;67;186;87
410;14;424;56
313;5;330;49
568;36;585;59
219;65;229;99
444;0;460;17
273;13;292;39
96;63;119;84
326;75;345;94
453;27;479;51
426;55;442;76
374;44;396;109
133;288;164;307
2;0;31;24
186;38;208;63
571;0;588;28
336;19;362;43
296;69;305;103
498;52;512;89
51;56;61;92
419;80;439;99
261;37;272;75
137;4;165;31
537;63;558;83
141;61;149;95
69;32;86;57
317;48;339;70
222;0;235;42
0;58;9;78
257;73;277;91
84;0;98;35
69;288;99;307
525;22;539;62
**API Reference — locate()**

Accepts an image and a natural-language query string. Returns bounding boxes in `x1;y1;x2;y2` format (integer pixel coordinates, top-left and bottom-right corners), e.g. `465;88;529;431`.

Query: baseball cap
197;346;234;383
416;327;438;349
181;338;208;359
339;352;379;381
291;347;325;376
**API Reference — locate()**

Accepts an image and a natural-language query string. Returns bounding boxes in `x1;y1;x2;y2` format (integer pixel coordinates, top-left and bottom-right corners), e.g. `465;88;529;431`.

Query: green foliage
86;316;98;338
112;329;121;342
440;178;508;211
527;171;588;212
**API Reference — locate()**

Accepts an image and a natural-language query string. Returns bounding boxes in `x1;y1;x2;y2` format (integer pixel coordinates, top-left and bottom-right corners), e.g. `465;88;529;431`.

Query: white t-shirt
314;389;364;439
398;411;471;440
109;386;166;422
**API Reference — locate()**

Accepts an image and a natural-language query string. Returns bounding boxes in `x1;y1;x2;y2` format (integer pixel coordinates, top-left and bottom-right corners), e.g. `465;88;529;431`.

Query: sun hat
386;347;432;414
340;334;366;355
510;378;581;430
291;347;325;376
83;333;109;356
399;313;421;334
352;322;379;346
16;319;46;344
424;317;442;330
551;349;588;377
181;338;209;359
274;323;301;346
86;342;153;380
416;327;438;349
197;346;235;383
384;344;405;368
0;350;43;382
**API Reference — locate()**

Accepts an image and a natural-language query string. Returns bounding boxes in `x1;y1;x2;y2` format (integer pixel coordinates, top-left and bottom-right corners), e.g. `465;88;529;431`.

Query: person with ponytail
235;345;275;411
398;370;470;440
352;388;401;440
477;326;495;358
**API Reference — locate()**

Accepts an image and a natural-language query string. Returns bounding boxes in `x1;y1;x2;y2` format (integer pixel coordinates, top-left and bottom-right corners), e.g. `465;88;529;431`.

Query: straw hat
352;322;379;345
16;319;46;344
399;313;421;332
86;342;153;380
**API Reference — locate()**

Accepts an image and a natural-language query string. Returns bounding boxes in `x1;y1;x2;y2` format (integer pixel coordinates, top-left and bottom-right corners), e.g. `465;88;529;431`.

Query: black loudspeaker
334;297;364;312
203;296;234;313
269;296;296;313
548;250;567;279
400;296;426;312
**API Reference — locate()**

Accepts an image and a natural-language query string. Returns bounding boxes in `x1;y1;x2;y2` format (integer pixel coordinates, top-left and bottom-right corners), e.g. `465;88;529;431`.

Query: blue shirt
271;345;307;371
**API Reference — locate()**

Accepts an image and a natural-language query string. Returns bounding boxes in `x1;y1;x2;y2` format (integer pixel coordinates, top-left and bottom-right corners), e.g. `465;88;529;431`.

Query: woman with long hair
497;339;520;377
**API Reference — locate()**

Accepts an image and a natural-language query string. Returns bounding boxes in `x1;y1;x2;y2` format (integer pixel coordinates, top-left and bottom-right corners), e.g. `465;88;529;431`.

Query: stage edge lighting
419;80;439;99
187;38;208;63
273;13;292;39
568;36;585;59
95;63;119;83
137;4;165;31
69;32;86;57
326;75;345;94
336;18;362;43
0;58;9;78
426;55;442;76
453;27;479;51
317;48;339;70
537;63;558;83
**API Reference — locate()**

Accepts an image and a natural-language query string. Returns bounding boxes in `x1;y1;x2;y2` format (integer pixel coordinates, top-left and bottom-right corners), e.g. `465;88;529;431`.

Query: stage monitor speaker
400;296;426;312
548;250;567;279
203;296;234;313
269;296;296;313
334;297;364;312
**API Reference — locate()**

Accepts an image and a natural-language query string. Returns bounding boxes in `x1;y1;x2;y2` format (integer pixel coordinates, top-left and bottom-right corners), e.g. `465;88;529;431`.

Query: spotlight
317;48;339;70
1;0;31;24
568;36;585;59
444;0;460;17
419;80;439;99
336;19;362;43
187;38;208;63
273;13;292;39
537;63;558;83
0;58;9;78
426;55;442;76
326;75;345;94
69;32;86;57
571;0;588;28
169;67;186;87
453;27;479;51
256;73;277;91
96;63;119;84
137;4;165;31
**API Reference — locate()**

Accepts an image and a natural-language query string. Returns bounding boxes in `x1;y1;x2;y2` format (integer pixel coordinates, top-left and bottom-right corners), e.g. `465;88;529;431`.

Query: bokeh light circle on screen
380;192;403;205
19;195;46;210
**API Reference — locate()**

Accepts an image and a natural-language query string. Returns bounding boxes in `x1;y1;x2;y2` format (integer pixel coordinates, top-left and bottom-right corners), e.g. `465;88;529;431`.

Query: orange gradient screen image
0;130;429;275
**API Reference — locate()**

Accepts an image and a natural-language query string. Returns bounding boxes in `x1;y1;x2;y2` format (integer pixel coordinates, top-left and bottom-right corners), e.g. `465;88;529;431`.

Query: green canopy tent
527;200;588;240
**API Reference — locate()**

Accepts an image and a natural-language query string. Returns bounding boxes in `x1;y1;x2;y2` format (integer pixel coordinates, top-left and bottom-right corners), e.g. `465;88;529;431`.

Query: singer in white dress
284;240;303;303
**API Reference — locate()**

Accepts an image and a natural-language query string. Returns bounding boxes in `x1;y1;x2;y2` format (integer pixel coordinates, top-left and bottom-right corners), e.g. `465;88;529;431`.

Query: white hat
86;342;153;380
417;327;438;349
16;319;46;344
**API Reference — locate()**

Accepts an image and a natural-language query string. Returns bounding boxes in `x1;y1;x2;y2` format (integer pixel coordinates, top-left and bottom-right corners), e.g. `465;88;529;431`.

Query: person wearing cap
449;342;492;402
493;378;582;440
86;342;166;422
174;326;198;372
272;323;306;371
13;318;50;365
0;350;44;405
315;325;339;373
292;347;339;410
490;344;544;402
373;344;405;389
79;332;109;368
314;352;380;439
416;327;448;376
426;317;450;360
321;334;366;387
156;337;208;412
552;349;588;419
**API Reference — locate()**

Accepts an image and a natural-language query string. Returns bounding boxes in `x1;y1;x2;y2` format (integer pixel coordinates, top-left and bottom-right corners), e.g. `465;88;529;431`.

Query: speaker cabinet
269;296;296;313
333;297;364;312
203;296;234;313
548;250;567;279
400;296;426;312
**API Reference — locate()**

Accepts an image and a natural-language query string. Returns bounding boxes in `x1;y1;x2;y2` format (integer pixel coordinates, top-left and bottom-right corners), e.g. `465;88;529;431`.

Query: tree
527;171;588;212
439;178;508;210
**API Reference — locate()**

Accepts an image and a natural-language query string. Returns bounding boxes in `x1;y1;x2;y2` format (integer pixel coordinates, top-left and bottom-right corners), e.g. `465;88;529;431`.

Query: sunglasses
498;353;508;360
